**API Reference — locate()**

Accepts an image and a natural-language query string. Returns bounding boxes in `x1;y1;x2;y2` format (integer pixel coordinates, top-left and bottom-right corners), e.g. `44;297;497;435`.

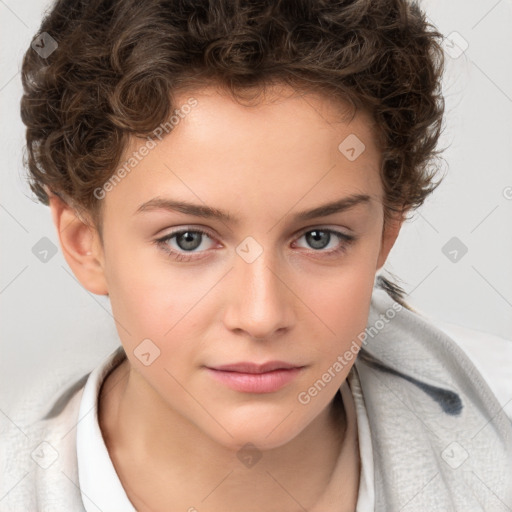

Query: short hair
20;0;445;240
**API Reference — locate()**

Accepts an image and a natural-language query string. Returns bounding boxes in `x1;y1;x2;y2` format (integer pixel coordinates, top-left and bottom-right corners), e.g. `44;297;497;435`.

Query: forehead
169;82;380;156
102;84;383;224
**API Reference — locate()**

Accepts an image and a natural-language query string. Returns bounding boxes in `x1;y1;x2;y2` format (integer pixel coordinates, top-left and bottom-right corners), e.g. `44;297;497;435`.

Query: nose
222;246;295;341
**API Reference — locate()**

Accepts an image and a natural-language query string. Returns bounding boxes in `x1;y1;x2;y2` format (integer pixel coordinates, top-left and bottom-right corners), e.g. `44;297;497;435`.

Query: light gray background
1;0;511;418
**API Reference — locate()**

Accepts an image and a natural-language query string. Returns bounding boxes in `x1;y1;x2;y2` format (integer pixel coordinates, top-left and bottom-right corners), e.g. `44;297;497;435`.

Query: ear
376;211;403;271
48;192;108;295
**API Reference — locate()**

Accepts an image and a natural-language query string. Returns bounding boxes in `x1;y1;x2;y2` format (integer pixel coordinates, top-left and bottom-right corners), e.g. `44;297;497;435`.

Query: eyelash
154;227;356;263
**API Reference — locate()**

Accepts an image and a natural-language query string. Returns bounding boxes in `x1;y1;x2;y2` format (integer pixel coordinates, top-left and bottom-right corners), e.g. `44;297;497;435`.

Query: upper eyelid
298;226;353;236
156;227;215;242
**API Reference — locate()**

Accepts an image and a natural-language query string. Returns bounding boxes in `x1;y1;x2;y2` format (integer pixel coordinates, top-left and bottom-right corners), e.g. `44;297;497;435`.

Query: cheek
103;240;215;368
308;253;377;355
102;238;180;339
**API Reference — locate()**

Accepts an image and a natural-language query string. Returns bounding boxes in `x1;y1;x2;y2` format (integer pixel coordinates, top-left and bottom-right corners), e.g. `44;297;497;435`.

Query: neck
99;358;360;512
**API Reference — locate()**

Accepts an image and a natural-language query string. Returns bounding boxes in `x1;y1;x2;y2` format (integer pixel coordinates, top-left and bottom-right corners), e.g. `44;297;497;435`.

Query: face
74;84;400;451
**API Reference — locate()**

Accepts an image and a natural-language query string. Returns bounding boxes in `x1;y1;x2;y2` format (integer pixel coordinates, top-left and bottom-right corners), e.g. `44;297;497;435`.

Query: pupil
178;232;201;251
307;230;329;249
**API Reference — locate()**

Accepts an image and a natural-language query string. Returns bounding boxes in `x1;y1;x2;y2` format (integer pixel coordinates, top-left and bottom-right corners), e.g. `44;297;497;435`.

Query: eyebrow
134;193;371;223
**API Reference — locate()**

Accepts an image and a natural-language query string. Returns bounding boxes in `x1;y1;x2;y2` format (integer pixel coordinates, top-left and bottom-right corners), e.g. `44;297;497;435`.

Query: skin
49;83;402;511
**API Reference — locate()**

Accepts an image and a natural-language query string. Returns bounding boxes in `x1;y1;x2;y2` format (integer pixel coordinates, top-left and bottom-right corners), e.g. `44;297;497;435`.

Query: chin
204;409;307;453
220;430;299;454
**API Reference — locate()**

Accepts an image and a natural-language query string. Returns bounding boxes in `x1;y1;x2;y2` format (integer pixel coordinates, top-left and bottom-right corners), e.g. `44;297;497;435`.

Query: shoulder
433;319;512;415
359;288;512;508
365;285;512;421
0;380;87;511
0;346;126;510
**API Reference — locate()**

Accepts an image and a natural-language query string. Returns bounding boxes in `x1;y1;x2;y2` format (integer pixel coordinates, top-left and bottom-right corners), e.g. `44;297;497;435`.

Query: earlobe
48;193;109;296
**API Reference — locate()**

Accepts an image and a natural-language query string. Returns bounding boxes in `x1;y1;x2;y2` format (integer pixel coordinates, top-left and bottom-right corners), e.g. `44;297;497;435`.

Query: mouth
210;361;302;373
205;361;305;393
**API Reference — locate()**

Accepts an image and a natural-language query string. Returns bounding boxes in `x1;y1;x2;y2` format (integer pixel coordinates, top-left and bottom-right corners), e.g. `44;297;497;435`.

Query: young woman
2;0;511;510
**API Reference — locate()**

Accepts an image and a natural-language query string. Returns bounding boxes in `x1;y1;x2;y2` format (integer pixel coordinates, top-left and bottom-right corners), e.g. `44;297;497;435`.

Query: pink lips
205;361;305;393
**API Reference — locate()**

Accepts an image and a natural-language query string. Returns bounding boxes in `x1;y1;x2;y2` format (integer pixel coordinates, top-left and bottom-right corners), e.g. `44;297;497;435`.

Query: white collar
76;346;136;512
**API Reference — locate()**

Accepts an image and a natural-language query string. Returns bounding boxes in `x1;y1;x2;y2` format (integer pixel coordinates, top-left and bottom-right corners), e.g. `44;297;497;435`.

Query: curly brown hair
20;0;445;251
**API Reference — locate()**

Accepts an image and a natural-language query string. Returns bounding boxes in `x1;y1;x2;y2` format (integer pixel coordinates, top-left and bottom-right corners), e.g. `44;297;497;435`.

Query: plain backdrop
1;0;512;418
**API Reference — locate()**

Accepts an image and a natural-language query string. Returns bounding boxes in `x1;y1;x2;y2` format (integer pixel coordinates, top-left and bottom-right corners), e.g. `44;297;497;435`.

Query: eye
154;226;356;263
155;228;217;262
293;228;356;257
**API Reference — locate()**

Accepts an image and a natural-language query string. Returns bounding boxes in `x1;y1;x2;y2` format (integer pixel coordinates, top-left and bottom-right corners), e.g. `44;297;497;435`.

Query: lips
210;361;301;374
205;361;305;393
